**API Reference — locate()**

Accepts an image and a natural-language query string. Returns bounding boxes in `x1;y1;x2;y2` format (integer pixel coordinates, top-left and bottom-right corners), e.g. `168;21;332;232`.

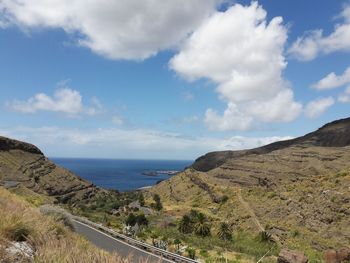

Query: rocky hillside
0;136;113;205
150;118;350;258
192;117;350;172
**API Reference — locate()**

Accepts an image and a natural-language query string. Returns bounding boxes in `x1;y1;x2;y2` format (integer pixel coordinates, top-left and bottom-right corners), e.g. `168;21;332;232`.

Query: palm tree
178;214;193;234
217;222;232;241
194;213;211;237
259;231;274;243
217;222;233;263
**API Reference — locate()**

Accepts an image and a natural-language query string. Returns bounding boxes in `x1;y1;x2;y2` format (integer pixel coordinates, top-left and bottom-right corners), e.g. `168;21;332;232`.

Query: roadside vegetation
0;187;151;262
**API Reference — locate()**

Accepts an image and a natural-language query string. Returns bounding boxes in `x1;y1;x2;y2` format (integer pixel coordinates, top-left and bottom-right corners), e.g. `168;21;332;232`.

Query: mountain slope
192;117;350;172
0;136;113;205
150;118;350;257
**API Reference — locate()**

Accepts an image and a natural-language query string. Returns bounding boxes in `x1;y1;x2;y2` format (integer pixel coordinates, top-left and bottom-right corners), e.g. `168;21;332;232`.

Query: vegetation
138;192;145;206
193;212;211;237
217;222;233;241
0;187;145;262
178;214;193;234
152;194;162;211
125;213;148;226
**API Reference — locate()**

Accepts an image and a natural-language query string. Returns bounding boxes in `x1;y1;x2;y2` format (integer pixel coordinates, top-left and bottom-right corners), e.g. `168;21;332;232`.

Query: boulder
325;248;350;263
278;249;308;263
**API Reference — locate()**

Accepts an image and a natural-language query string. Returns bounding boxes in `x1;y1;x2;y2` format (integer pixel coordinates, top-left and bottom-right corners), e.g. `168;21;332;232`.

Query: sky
0;0;349;160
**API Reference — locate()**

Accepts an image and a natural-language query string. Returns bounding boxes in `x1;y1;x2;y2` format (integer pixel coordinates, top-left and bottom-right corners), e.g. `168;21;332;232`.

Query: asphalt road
72;220;173;263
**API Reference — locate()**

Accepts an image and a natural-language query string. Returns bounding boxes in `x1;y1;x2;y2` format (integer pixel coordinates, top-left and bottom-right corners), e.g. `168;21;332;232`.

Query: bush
125;213;137;226
221;195;229;204
153;194;162;211
187;247;196;259
136;214;148;226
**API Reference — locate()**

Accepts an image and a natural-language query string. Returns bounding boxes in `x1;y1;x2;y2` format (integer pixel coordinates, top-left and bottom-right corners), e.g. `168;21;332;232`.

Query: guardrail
72;216;199;263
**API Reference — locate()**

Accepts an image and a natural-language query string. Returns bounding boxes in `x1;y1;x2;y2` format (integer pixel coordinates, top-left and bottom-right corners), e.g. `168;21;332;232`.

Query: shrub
187;247;196;259
138;193;145;206
136;214;148;226
221;195;229;204
153;194;162;211
125;213;137;226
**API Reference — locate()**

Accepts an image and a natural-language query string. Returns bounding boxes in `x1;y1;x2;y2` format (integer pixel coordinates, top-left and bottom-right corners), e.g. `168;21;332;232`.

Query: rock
325;248;350;263
278;249;308;263
5;241;34;262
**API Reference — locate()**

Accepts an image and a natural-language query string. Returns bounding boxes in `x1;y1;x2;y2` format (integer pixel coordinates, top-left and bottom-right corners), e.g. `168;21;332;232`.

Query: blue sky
0;0;349;159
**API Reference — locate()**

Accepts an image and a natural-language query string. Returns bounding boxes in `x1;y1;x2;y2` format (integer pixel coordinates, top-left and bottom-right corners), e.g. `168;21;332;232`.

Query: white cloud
289;4;350;60
305;97;335;119
205;103;253;131
7;88;100;117
338;86;350;103
312;66;350;90
0;0;219;60
170;2;302;131
0;126;293;159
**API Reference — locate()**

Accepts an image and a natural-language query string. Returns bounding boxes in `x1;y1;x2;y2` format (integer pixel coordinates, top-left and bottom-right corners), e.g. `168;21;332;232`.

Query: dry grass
0;187;155;262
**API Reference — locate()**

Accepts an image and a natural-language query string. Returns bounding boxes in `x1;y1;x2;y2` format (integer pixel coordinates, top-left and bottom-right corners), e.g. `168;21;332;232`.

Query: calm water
50;158;192;192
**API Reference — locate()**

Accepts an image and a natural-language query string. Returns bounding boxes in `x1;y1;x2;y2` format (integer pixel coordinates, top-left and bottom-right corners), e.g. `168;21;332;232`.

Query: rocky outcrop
278;249;308;263
187;172;223;203
0;136;42;155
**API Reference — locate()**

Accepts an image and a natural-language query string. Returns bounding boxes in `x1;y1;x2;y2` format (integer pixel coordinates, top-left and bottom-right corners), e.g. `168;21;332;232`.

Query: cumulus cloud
170;2;302;131
0;126;293;159
7;88;100;117
289;4;350;60
305;97;335;118
312;66;350;90
0;0;219;60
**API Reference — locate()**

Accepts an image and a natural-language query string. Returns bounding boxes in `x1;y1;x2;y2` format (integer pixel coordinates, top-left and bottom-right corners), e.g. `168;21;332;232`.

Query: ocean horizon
50;158;192;192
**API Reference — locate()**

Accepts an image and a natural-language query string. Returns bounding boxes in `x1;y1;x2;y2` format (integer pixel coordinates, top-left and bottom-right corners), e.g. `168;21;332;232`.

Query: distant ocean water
50;158;192;192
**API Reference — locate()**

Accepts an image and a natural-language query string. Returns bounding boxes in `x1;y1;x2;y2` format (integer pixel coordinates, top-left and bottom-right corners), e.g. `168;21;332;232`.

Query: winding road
73;220;174;263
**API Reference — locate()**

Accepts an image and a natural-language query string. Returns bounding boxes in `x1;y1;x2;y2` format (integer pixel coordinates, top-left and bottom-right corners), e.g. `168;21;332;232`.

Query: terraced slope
0;136;112;205
151;118;350;256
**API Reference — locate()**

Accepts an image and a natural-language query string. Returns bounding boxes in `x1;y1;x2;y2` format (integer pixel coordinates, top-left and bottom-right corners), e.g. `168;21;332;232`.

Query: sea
50;158;192;192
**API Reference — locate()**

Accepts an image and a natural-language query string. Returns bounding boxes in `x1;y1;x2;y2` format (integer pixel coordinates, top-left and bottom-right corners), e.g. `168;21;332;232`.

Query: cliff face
192;117;350;172
0;136;111;204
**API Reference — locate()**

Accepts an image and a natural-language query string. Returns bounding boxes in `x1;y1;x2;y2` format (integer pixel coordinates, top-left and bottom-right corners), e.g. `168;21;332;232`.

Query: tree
194;213;211;237
217;222;232;241
125;213;137;226
217;222;233;263
259;231;274;243
136;214;148;226
138;193;145;206
153;194;162;211
178;214;193;234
